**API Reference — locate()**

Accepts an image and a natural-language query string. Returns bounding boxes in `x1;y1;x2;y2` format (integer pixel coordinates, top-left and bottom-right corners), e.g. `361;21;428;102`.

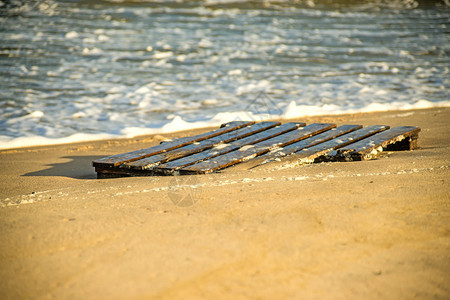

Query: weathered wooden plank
294;125;390;163
257;125;390;168
95;166;155;178
123;121;280;170
155;122;305;174
332;126;420;161
242;124;362;169
180;123;335;174
92;121;253;167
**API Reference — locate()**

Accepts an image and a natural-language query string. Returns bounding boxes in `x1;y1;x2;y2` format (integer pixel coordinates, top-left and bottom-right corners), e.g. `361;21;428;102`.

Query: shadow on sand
22;156;105;179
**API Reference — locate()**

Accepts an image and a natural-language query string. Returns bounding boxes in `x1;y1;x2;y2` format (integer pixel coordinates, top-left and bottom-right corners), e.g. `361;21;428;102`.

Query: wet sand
1;107;449;299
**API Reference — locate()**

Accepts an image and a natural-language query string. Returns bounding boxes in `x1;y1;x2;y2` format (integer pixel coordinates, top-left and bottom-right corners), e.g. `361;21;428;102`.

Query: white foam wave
1;100;448;151
282;99;450;119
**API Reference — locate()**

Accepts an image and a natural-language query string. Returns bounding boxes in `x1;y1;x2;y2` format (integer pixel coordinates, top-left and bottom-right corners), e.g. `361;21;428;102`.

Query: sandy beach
1;107;449;299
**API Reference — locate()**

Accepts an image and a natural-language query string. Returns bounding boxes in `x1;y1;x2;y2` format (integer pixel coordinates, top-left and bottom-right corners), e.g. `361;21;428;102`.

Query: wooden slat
294;125;390;163
332;126;420;161
123;121;280;170
180;123;335;174
95;166;154;178
156;122;305;174
246;124;362;168
260;125;390;168
92;121;253;167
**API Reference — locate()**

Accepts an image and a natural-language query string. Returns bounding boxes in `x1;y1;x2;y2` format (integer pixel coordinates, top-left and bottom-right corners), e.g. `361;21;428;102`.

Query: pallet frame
93;122;420;178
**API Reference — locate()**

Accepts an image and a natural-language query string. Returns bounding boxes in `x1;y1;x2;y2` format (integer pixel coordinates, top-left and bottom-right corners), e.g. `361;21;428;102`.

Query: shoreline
1;102;449;151
1;107;449;299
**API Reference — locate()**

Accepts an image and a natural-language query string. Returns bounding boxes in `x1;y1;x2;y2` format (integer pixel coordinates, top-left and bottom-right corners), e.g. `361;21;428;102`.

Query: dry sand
1;107;449;299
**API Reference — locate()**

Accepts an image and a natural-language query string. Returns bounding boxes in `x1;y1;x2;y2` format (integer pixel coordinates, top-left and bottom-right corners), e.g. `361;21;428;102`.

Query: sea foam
1;100;448;150
1;0;449;150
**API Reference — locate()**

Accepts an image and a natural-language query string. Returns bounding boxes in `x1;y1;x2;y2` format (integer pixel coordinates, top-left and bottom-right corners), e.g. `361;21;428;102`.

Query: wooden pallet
93;121;420;178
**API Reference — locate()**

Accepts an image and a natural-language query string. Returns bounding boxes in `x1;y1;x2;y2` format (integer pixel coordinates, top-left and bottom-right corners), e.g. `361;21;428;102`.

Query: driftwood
93;122;420;178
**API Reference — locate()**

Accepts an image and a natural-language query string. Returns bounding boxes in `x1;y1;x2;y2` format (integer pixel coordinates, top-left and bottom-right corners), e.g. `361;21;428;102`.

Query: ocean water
0;0;449;149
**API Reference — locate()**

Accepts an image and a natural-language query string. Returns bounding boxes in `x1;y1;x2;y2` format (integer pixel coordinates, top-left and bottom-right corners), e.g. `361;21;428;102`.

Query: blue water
0;0;449;149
